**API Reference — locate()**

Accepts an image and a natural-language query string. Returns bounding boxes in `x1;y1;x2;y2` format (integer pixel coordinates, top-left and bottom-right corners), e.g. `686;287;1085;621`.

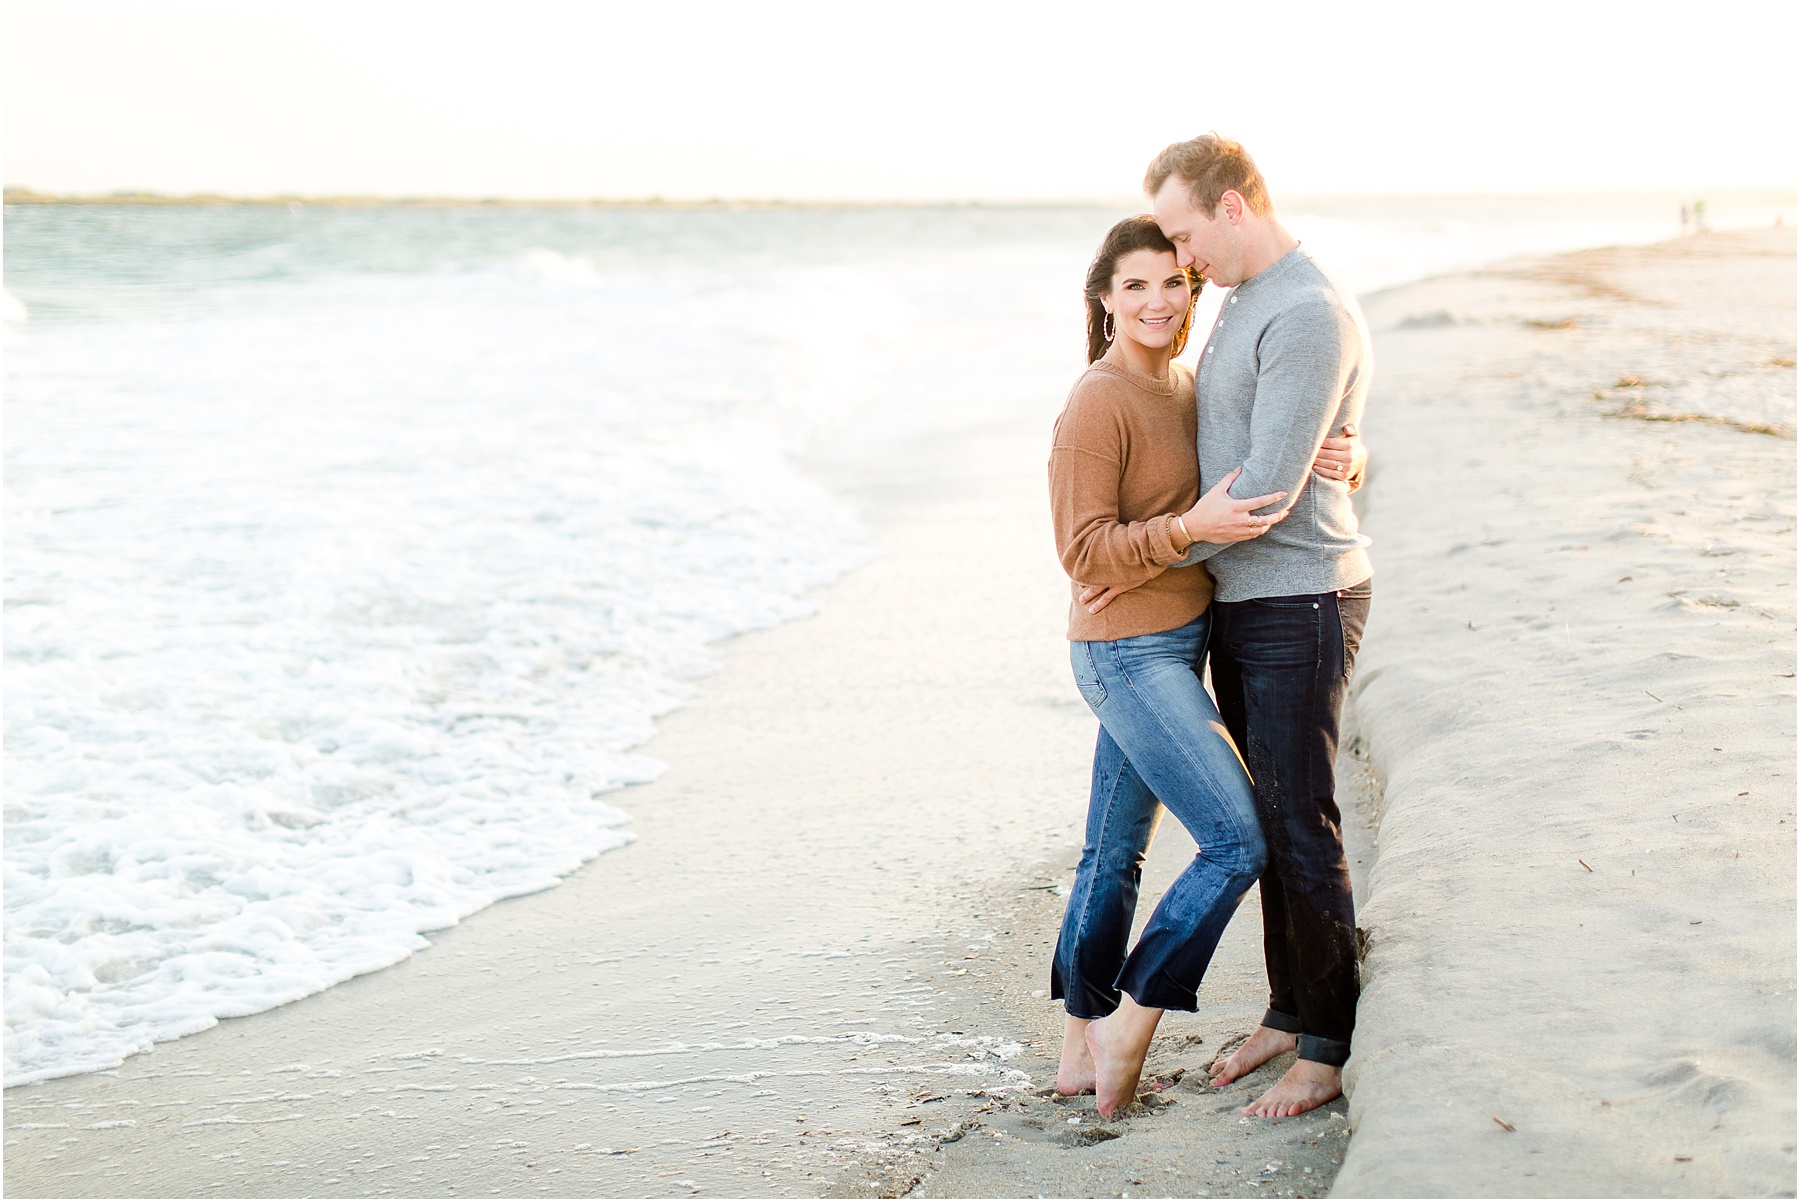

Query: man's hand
1311;422;1367;487
1078;580;1134;615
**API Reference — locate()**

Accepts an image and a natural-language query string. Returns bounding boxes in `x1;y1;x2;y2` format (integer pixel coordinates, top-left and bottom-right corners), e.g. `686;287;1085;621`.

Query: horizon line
6;185;1795;210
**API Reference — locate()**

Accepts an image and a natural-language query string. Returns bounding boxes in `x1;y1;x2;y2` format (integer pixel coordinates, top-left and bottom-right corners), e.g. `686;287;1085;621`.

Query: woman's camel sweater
1048;357;1212;642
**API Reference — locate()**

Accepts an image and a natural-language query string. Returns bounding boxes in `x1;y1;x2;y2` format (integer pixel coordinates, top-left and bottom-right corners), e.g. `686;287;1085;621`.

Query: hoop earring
1103;312;1115;342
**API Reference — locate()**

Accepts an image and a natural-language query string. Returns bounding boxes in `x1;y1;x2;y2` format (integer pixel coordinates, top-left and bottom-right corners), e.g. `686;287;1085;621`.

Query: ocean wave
514;247;606;286
4;262;870;1085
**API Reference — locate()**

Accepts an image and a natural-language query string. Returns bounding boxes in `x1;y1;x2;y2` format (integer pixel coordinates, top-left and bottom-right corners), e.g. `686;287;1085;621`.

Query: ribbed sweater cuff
1147;514;1186;566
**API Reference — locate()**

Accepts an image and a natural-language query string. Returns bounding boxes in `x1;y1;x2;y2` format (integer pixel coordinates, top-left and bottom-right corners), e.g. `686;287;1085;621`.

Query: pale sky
5;0;1795;201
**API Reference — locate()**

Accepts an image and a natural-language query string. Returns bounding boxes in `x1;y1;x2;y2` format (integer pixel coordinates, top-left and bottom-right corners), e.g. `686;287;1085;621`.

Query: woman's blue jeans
1051;611;1267;1019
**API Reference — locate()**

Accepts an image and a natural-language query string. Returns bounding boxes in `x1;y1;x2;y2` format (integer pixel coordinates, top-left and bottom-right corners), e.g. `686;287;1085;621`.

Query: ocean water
3;195;1780;1087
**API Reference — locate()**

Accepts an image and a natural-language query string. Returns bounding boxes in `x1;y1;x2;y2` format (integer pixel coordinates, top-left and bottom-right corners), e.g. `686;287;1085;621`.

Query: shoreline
2;396;1370;1199
0;420;1104;1198
6;230;1792;1199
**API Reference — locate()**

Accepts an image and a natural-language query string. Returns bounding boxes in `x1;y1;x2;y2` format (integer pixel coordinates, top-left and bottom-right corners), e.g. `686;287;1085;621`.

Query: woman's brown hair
1083;215;1200;364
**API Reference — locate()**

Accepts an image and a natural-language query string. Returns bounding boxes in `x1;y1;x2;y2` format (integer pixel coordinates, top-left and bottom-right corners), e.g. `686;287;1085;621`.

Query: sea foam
4;236;879;1085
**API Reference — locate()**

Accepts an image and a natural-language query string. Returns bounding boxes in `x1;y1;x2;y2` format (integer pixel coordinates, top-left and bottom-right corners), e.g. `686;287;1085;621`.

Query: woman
1046;215;1360;1117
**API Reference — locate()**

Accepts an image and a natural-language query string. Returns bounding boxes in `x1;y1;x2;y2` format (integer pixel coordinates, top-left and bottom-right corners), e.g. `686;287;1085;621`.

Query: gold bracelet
1174;513;1192;546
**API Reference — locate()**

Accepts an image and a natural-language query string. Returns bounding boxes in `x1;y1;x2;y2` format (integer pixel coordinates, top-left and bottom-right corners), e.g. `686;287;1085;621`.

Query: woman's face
1104;248;1190;354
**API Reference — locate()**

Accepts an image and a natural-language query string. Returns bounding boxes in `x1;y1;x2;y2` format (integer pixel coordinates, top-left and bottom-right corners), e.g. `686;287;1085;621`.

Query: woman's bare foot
1241;1059;1342;1118
1056;1015;1095;1095
1084;995;1163;1118
1208;1024;1297;1086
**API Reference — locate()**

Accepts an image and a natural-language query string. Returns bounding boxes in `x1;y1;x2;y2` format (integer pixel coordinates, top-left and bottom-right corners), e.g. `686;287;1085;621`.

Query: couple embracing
1047;133;1373;1121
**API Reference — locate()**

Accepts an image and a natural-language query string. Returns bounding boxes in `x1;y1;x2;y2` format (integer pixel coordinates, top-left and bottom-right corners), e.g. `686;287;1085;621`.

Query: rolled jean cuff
1121;971;1199;1015
1297;1033;1351;1068
1261;1007;1302;1034
1050;965;1119;1022
1054;991;1118;1022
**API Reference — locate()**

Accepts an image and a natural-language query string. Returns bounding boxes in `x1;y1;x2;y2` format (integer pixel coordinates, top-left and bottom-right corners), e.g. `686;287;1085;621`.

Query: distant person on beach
1078;134;1374;1119
1046;214;1364;1119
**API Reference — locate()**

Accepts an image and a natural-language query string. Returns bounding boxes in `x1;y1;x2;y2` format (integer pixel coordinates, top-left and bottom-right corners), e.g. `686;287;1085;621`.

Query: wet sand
844;728;1381;1201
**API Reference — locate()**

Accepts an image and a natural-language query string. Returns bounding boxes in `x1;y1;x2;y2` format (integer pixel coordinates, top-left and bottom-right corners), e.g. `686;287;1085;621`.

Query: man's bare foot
1208;1024;1297;1087
1084;995;1163;1118
1241;1059;1342;1118
1055;1015;1095;1095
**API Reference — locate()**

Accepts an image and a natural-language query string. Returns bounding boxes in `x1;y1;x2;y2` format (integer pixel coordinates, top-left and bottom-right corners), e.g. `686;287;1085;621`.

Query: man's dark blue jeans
1208;580;1371;1068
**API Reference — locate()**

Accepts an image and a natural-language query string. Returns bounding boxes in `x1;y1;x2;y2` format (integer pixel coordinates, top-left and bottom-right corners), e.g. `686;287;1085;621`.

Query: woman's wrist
1173;513;1194;552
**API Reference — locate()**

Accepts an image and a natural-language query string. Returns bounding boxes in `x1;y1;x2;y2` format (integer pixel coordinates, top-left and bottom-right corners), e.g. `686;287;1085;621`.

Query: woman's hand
1181;467;1288;545
1080;470;1287;615
1311;422;1367;487
1080;469;1287;614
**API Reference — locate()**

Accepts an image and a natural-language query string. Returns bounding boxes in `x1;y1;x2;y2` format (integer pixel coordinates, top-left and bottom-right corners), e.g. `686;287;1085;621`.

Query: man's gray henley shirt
1178;245;1374;601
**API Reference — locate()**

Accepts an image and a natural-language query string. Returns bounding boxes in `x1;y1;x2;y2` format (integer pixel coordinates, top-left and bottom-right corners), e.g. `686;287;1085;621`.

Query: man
1086;133;1373;1118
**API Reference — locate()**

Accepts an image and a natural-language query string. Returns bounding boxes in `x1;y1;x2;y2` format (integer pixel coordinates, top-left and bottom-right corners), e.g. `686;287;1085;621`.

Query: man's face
1152;178;1241;286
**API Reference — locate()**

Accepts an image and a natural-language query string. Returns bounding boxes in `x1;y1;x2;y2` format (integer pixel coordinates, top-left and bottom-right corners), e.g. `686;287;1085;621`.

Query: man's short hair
1144;133;1273;217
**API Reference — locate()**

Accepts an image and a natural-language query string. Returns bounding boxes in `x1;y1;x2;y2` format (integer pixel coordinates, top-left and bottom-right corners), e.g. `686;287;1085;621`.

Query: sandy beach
6;228;1793;1199
1338;227;1795;1197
